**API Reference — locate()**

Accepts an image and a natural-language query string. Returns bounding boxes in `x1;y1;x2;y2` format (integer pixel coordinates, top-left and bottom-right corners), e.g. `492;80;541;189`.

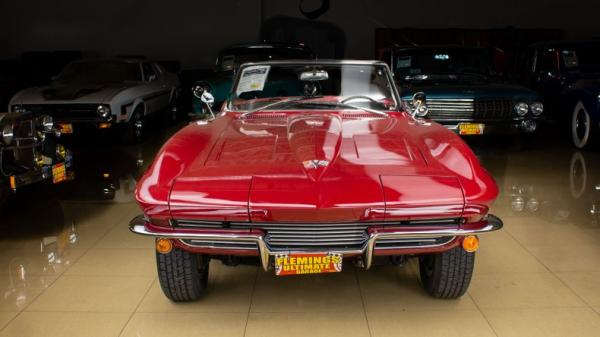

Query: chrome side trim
129;215;503;272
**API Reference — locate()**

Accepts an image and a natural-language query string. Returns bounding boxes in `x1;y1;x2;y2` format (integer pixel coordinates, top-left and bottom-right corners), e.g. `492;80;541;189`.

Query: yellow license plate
52;163;67;184
458;123;485;135
58;123;73;134
275;252;342;276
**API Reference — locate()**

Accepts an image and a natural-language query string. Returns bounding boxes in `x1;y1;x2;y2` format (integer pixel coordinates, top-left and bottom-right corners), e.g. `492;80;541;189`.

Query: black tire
156;245;209;302
419;246;475;299
122;107;145;144
571;101;596;149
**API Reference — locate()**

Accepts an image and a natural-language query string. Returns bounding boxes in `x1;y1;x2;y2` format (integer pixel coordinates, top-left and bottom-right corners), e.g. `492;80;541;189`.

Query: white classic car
9;58;180;143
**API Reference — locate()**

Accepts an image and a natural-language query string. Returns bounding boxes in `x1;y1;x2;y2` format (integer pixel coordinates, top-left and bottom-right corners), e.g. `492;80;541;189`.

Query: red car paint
135;106;498;257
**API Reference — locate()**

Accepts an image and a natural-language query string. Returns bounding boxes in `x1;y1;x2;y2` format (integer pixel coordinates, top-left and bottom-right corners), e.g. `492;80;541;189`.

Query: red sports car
130;60;502;301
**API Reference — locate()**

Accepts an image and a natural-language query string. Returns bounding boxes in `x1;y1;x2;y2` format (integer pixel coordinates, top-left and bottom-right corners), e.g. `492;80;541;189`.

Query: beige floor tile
245;312;371;337
594;307;600;315
119;312;247;337
94;222;154;250
476;231;547;274
469;272;586;309
506;219;597;247
555;271;600;306
137;262;256;313
483;307;600;337
0;274;57;311
527;244;600;272
0;312;129;337
26;275;153;313
0;312;17;330
367;310;496;337
358;264;477;312
250;265;364;312
64;248;155;277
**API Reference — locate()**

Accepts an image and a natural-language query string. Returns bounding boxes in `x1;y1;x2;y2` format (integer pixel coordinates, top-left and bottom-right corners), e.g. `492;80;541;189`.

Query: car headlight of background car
97;105;111;118
40;115;54;132
2;124;14;145
530;102;544;116
514;102;529;116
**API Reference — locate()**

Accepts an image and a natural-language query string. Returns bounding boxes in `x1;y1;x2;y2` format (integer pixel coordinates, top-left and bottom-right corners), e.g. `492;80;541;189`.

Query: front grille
375;236;455;250
427;99;474;120
21;104;100;122
474;99;512;120
174;218;461;251
425;98;513;121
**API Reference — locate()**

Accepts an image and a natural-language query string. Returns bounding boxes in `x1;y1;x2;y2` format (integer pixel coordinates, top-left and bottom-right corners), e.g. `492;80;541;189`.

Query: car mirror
192;82;216;120
411;92;429;118
300;69;329;81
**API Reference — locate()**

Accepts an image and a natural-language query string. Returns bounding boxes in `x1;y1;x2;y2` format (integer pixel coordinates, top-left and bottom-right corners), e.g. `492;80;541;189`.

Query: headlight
530;102;544;116
2;124;14;145
597;93;600;103
41;115;54;132
97;105;111;118
514;102;529;116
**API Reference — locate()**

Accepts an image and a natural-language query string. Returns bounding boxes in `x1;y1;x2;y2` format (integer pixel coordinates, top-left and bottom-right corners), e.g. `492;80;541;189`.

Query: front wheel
122;108;145;144
571;101;596;149
419;246;475;299
156;245;210;302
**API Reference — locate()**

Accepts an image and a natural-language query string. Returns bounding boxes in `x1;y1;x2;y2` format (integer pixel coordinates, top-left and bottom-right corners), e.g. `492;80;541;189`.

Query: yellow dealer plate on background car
458;123;485;135
52;163;67;184
275;252;343;276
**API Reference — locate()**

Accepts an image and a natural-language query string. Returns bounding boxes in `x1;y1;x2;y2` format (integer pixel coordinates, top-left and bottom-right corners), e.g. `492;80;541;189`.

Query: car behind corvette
130;60;502;301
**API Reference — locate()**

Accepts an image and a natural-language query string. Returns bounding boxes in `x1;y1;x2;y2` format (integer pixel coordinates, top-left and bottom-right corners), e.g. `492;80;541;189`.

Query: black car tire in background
156;246;210;302
418;246;475;299
122;106;145;144
571;101;597;149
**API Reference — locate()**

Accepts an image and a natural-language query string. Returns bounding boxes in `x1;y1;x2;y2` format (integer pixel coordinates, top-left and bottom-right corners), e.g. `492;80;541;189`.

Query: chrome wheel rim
572;103;590;148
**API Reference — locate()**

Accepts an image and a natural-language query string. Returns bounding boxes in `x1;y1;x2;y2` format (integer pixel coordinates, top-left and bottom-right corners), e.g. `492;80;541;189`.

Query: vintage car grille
174;218;461;251
21;104;100;122
426;98;513;121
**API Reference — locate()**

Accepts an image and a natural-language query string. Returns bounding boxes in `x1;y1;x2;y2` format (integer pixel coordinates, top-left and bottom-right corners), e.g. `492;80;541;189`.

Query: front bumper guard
129;215;503;271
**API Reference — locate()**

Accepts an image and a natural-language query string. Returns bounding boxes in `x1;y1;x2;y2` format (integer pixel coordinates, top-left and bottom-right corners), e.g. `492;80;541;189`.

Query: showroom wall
1;0;600;68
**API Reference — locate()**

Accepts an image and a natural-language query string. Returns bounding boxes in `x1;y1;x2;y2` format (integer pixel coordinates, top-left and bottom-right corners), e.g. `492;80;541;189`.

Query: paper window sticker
236;65;271;95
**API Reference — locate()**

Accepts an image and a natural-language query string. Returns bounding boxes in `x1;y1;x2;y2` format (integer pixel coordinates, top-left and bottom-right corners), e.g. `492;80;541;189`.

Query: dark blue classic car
386;46;544;136
191;43;314;116
518;41;600;148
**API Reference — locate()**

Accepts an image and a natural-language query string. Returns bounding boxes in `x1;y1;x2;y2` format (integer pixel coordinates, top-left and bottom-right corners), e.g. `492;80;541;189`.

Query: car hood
168;111;469;222
400;82;539;100
11;82;138;104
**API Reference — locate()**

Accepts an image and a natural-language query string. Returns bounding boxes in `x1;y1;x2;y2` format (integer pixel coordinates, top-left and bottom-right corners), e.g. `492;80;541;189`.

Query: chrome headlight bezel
530;102;544;116
2;124;14;145
514;102;529;117
97;105;111;118
40;115;54;132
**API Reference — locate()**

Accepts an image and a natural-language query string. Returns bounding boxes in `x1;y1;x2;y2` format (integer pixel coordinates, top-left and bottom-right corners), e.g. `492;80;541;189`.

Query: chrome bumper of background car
129;215;503;271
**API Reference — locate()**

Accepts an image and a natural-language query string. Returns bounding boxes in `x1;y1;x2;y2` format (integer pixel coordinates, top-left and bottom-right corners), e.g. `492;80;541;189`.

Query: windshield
228;63;398;112
219;48;313;72
561;45;600;73
393;48;493;81
56;61;142;84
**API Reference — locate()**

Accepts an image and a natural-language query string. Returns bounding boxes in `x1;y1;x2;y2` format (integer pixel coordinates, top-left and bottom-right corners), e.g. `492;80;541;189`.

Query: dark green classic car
191;43;314;116
386;46;544;135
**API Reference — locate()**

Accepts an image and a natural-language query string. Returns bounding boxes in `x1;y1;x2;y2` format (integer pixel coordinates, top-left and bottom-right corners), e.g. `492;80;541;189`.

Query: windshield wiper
297;101;389;117
240;96;324;118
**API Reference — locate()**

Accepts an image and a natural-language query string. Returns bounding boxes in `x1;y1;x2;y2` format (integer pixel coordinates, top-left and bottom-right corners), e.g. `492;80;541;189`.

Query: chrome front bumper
129;215;503;271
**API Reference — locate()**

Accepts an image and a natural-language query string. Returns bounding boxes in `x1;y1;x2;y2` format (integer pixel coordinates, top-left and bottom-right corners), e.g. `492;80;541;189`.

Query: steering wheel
341;95;380;105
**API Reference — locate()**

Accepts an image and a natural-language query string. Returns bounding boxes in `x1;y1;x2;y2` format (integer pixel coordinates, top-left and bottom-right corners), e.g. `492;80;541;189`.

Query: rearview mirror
300;69;329;82
411;92;428;118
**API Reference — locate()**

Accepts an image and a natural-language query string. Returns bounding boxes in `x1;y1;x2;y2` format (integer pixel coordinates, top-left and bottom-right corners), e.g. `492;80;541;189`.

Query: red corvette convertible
130;60;502;301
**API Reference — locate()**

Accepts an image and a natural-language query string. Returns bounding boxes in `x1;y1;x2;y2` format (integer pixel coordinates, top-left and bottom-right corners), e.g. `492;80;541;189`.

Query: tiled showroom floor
0;131;599;337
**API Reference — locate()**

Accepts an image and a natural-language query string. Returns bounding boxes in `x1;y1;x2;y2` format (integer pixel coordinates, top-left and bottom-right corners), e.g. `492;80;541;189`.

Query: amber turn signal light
462;235;479;253
98;123;112;129
156;238;173;254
